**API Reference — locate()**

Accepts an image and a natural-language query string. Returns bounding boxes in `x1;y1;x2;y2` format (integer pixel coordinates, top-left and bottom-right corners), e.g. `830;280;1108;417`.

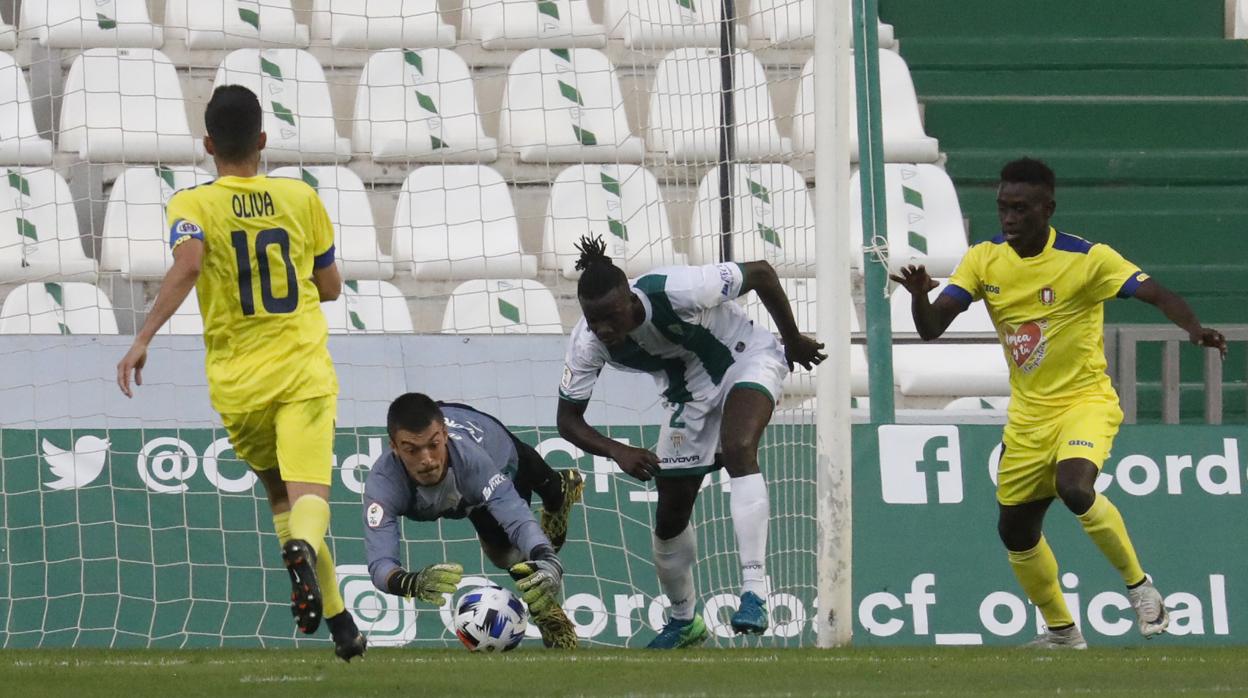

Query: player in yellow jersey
115;85;366;661
892;158;1227;649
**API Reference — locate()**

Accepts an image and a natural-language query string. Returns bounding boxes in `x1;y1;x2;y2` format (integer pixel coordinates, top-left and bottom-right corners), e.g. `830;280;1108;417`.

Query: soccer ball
453;584;528;652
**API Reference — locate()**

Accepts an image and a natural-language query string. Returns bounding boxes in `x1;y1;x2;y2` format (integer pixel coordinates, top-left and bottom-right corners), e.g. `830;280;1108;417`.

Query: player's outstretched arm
557;399;659;481
739;260;827;370
1133;278;1228;359
386;563;464;605
116;239;204;397
889;264;963;341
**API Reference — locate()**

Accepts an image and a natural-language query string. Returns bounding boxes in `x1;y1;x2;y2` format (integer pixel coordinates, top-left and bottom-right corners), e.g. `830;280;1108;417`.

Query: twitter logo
43;435;109;490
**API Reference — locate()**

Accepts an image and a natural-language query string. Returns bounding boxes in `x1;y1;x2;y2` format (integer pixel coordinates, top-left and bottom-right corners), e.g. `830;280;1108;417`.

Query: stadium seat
499;49;644;163
541;164;683;278
688;164;813;276
739;279;869;396
268;166;394;280
1238;0;1248;39
748;0;894;48
100;165;215;279
890;280;1010;397
156;287;205;335
605;0;748;49
0;17;14;50
792;52;940;163
462;0;605;49
310;0;455;48
214;49;350;163
20;0;163;49
391;165;536;280
0;52;52;165
321;280;413;333
0;168;96;282
164;0;310;49
58;49;202;163
944;396;1010;411
0;282;117;334
353;49;498;162
849;164;968;277
441;279;563;334
647;49;789;162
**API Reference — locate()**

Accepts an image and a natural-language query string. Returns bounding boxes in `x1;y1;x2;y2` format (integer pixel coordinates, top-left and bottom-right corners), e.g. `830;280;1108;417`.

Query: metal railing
1110;325;1248;425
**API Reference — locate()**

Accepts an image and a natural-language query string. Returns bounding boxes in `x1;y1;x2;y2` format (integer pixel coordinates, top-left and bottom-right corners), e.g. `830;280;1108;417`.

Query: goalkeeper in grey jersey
363;393;582;648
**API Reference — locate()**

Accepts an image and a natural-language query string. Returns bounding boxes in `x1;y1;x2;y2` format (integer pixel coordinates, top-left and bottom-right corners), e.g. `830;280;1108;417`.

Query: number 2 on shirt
231;227;298;316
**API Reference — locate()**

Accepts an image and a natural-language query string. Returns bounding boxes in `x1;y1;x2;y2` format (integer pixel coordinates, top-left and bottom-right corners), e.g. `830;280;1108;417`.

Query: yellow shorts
220;394;337;487
997;398;1123;506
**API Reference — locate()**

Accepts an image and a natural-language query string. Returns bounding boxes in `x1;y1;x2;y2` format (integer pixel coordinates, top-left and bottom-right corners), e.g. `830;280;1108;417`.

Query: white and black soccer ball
453;584;527;652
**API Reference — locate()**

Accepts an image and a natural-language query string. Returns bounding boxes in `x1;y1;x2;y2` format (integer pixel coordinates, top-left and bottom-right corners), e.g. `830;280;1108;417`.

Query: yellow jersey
944;227;1147;424
167;175;338;413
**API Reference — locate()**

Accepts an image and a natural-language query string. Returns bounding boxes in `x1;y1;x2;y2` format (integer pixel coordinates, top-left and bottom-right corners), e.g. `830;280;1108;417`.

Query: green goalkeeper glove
388;563;463;605
508;559;563;617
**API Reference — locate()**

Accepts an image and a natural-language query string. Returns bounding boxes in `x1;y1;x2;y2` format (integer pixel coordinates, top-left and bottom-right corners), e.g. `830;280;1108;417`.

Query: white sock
730;473;769;597
652;525;698;621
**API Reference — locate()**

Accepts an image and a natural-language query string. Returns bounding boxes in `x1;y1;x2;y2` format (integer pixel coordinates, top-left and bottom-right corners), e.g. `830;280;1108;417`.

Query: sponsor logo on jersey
719;264;735;298
366;501;384;528
660;455;702;465
1039;287;1056;306
1005;319;1048;373
983;284;1001;295
1068;439;1094;449
481;472;506;500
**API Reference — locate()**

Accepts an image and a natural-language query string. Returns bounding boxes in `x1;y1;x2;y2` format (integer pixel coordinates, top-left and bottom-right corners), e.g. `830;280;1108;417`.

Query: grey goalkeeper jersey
362;409;548;592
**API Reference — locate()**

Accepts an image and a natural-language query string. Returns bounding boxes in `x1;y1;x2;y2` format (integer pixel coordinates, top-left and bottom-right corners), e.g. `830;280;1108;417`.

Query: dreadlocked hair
574;234;627;300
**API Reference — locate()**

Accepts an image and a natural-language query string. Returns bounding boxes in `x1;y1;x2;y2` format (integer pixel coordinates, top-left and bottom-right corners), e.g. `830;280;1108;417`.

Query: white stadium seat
739;279;868;396
0;282;117;334
311;0;455;48
850;164;968;277
748;0;894;48
0;52;52;165
353;49;497;162
500;49;644;163
269;166;394;280
157;287;205;335
442;279;563;334
1237;0;1248;38
165;0;310;49
688;164;813;277
542;164;683;278
0;168;96;282
793;52;939;163
59;49;201;163
944;396;1010;411
890;280;1010;397
214;49;350;163
462;0;605;49
605;0;747;49
0;17;14;50
100;166;214;279
321;280;413;333
392;165;536;280
20;0;162;49
647;49;789;162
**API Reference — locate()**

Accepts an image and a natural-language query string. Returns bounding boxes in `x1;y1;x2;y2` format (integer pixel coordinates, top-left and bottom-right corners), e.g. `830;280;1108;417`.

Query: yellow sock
272;511;292;545
316;541;345;619
1007;537;1074;628
288;495;331;553
1077;494;1146;587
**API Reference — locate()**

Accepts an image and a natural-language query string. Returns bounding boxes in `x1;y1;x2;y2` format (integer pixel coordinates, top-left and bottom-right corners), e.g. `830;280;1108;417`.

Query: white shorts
656;347;788;476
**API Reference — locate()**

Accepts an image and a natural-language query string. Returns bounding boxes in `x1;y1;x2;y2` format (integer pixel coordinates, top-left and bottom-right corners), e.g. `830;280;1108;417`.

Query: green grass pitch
1;647;1245;697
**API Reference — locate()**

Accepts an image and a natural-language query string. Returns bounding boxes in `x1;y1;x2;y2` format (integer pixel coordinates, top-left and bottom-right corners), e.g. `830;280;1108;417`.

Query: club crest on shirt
366;501;384;528
670;431;685;450
1005;319;1048;373
1039;287;1056;306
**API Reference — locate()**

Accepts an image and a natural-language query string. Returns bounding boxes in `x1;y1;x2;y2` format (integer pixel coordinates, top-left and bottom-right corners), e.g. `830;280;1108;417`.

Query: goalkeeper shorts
220;394;337;487
996;396;1123;506
656;346;788;478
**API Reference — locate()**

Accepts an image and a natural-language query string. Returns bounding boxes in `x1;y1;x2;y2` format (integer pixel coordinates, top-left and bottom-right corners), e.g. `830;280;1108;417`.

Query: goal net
0;0;825;649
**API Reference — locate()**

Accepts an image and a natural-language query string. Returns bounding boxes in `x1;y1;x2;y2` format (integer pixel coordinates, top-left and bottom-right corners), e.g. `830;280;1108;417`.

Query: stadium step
880;0;1227;40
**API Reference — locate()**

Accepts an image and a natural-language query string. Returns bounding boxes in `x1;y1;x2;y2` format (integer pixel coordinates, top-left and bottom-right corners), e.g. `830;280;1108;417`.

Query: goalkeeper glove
508;557;563;617
388;563;463;605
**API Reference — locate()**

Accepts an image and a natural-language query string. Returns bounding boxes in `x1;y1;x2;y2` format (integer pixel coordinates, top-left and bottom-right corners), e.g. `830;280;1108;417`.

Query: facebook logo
878;425;964;504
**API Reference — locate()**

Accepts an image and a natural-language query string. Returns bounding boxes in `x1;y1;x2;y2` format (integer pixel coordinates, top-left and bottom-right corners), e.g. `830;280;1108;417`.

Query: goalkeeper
363;393;581;648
